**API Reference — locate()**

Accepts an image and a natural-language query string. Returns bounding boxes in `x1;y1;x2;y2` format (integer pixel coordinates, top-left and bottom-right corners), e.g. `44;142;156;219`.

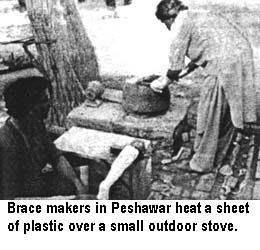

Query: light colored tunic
169;10;257;131
168;10;257;171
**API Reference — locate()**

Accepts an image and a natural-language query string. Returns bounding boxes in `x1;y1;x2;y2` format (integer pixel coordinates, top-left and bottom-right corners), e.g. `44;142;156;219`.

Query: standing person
0;76;86;199
105;0;132;7
18;0;26;11
150;0;257;173
104;0;132;18
124;0;132;5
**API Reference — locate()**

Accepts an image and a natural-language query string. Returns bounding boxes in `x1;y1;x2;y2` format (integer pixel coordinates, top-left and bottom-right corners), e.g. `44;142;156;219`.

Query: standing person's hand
150;76;170;93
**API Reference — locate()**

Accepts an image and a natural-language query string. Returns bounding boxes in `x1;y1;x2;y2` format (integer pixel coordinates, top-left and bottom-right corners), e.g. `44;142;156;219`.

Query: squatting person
0;76;86;199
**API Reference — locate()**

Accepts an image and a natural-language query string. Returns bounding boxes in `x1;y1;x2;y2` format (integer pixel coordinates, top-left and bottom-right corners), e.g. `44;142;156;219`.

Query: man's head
155;0;188;30
3;76;52;120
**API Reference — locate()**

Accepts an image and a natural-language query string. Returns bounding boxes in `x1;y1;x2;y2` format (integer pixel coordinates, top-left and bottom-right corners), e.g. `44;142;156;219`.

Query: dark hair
155;0;188;22
3;76;52;119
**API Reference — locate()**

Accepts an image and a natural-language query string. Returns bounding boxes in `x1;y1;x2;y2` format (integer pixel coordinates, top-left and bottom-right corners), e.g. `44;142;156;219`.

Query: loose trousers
190;76;235;172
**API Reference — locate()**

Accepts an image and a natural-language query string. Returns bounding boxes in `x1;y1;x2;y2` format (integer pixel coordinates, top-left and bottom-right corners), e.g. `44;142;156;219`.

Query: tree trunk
25;0;100;126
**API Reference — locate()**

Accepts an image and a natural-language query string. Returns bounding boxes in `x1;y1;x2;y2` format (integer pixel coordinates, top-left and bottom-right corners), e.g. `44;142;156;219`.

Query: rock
169;186;182;197
195;173;215;192
67;97;190;140
181;189;191;199
182;132;190;142
191;191;210;199
225;176;238;189
219;164;233;176
161;158;173;165
151;181;169;192
158;171;173;184
253;181;260;199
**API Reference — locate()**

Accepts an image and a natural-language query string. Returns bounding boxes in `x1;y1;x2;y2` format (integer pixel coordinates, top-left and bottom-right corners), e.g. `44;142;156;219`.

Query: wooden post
25;0;100;126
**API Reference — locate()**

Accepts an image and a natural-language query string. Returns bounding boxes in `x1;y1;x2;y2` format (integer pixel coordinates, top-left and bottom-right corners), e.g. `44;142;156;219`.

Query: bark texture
25;0;100;126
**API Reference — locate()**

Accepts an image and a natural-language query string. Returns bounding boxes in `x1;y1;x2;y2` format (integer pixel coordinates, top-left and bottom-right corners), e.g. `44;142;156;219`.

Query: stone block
67;95;190;140
159;171;173;184
253;181;260;200
66;103;123;133
182;189;191;199
151;181;169;192
191;191;210;200
182;132;190;142
195;173;215;192
190;180;196;188
169;186;182;197
172;170;198;188
225;176;238;189
147;191;163;200
255;163;260;179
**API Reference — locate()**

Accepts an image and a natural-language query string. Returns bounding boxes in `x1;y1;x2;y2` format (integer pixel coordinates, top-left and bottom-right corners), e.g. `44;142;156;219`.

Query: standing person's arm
168;12;192;73
150;13;193;92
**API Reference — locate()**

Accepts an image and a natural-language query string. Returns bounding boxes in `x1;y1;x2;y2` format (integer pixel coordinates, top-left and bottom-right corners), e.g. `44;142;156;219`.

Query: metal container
122;75;170;115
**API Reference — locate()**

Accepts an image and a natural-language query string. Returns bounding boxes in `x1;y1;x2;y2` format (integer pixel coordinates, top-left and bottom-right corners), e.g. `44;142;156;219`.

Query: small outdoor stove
55;77;191;199
66;77;190;140
122;75;171;116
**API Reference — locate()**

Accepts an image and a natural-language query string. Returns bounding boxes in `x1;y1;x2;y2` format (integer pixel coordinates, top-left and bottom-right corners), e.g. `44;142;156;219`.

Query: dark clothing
0;118;72;199
105;0;132;8
105;0;116;8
